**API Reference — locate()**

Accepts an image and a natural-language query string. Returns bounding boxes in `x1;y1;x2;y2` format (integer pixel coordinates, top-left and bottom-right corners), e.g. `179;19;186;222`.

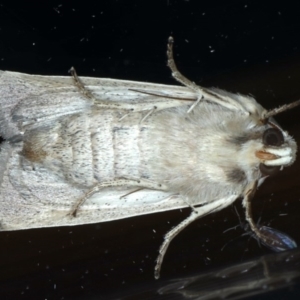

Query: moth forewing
0;70;198;138
0;37;298;279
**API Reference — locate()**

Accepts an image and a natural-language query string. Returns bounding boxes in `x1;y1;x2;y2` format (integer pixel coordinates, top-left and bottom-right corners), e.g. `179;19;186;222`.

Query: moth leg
69;67;136;111
243;182;293;250
187;94;203;113
118;111;132;121
118;106;157;123
167;37;247;113
139;106;157;124
70;179;167;217
154;195;237;279
69;67;96;103
69;67;173;113
167;37;204;111
119;188;144;199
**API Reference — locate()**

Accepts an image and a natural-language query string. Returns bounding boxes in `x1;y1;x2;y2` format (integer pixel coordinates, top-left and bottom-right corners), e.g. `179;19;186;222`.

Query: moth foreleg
70;179;167;217
154;195;237;279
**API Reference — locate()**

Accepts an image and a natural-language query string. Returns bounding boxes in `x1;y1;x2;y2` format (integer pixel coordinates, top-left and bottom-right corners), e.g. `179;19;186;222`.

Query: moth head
256;121;296;177
256;101;300;177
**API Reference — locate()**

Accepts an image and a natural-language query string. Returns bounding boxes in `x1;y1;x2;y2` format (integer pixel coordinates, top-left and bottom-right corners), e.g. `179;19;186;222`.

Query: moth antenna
263;99;300;119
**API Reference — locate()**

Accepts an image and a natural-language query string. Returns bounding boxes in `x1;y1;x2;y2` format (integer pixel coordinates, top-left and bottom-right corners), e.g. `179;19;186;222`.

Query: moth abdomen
20;109;152;188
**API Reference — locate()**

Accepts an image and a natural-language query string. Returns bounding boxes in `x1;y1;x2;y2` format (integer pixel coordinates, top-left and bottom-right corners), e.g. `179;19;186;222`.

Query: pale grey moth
0;37;298;278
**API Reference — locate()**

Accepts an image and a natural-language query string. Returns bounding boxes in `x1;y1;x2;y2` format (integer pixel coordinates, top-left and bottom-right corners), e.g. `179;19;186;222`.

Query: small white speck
241;268;249;273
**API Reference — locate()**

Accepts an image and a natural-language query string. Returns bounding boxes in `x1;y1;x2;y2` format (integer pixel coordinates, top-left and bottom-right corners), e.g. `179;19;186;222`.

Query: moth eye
259;164;280;176
262;128;284;147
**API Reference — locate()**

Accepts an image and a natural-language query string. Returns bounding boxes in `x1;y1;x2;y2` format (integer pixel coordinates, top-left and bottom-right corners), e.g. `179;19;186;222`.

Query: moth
0;37;298;279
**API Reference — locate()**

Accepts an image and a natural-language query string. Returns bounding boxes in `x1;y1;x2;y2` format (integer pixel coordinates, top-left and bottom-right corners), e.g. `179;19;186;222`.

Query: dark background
1;1;300;299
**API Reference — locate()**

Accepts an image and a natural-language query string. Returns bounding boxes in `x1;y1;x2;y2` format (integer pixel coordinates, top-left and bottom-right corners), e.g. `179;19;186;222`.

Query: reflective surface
1;1;300;299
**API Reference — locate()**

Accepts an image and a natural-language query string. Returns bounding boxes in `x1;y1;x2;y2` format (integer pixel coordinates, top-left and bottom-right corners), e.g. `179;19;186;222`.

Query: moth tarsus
69;66;99;103
0;37;298;279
